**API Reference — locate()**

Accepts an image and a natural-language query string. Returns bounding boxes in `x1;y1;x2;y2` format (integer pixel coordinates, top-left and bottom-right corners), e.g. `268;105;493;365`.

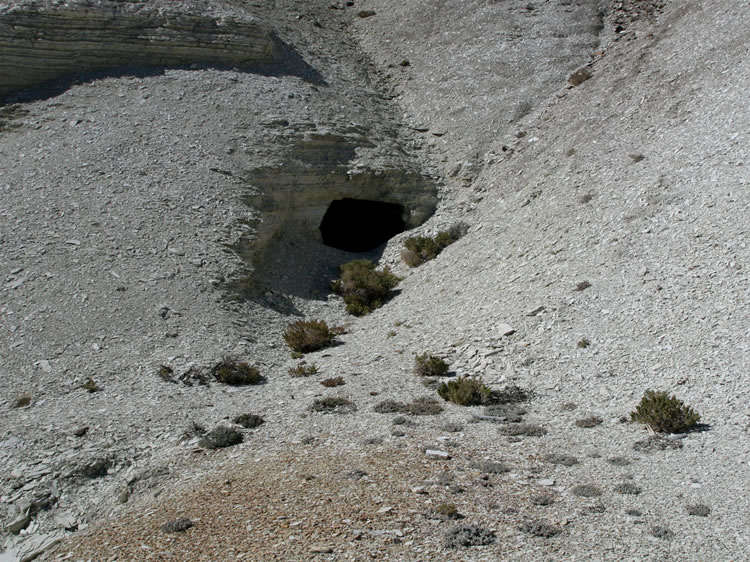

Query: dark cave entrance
319;198;406;252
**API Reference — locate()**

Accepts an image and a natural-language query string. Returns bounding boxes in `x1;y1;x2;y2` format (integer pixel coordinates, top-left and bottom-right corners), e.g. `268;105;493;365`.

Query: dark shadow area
320;199;405;252
0;34;326;106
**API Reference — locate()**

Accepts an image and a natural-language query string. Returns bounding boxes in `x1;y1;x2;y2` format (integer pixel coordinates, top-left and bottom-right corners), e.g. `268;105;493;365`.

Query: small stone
377;506;393;514
497;323;515;337
161;517;193;533
309;544;334;553
37;360;52;373
65;239;81;246
527;306;545;316
7;509;31;533
538;479;555;487
118;488;130;504
426;449;451;460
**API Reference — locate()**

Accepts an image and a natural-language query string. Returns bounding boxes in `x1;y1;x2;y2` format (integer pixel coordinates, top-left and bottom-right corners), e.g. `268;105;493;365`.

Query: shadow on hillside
0;34;327;106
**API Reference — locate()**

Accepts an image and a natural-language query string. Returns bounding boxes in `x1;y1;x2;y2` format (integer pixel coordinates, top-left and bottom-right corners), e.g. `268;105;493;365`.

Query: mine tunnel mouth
320;198;406;252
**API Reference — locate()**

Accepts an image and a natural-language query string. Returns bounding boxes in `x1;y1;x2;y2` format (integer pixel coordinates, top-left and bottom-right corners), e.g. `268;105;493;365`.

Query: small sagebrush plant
283;319;336;353
437;376;494;406
630;389;700;433
401;223;467;267
212;358;264;385
414;353;450;377
288;361;319;377
330;259;401;316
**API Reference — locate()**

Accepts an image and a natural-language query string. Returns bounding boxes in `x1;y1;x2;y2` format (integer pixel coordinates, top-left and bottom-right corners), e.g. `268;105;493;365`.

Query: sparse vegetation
13;393;32;408
633;434;684;452
650;525;674;540
200;426;243;449
501;423;547;437
577;338;591;349
437;376;493;406
283;319;337;353
81;378;101;393
571;484;602;497
607;456;631;466
494;383;532;404
401;225;466;267
614;482;642;495
310;396;355;414
519;519;561;537
544;453;579;467
531;494;555;506
330;259;401;316
575;280;592;291
442;422;463;432
233;414;264;429
576;415;603;428
686;503;711;517
435;502;461;519
288;361;319;377
414;353;450;377
157;365;174;382
630;390;701;433
443;524;496;548
402;396;444;416
321;376;345;387
212;358;263;385
161;518;194;533
373;400;405;414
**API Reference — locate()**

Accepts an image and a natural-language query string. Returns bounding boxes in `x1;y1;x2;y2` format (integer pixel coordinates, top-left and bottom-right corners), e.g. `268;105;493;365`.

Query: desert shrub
686;503;711;517
442;422;463;433
607;456;631;466
13;393;32;408
443;524;496;548
373;400;405;414
233;414;264;429
330;259;401;316
283;320;336;353
531;494;555;506
391;415;410;425
493;383;532;404
544;453;579;467
414;353;450;377
501;423;547;437
402;224;467;267
571;484;602;497
438;376;494;406
402;397;443;415
633;434;684;452
474;460;509;474
519;519;561;537
157;365;174;382
81;378;101;393
212;358;263;385
435;502;461;519
650;525;674;540
310;396;356;414
576;415;603;428
288;361;319;377
200;426;243;449
630;390;700;433
483;403;527;422
614;482;642;495
161;518;193;533
321;376;345;387
577;338;591;348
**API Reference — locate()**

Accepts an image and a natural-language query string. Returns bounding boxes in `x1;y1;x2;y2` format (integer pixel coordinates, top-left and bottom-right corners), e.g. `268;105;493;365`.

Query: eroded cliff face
0;1;281;97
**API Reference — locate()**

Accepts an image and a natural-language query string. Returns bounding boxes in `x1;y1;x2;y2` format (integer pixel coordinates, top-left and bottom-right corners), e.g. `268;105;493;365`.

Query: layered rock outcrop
0;1;277;97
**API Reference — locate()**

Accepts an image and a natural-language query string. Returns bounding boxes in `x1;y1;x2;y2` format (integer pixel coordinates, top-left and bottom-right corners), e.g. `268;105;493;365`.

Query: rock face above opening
0;1;278;97
320;199;406;252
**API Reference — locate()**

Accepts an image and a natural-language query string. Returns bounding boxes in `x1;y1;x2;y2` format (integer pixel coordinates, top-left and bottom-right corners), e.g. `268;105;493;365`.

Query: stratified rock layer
0;1;277;96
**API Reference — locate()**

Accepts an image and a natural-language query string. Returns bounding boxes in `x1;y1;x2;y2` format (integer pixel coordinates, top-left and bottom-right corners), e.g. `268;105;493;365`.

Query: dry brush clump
630;389;700;433
414;353;450;377
288;361;319;377
401;223;468;267
211;357;263;385
283;319;340;353
330;259;401;316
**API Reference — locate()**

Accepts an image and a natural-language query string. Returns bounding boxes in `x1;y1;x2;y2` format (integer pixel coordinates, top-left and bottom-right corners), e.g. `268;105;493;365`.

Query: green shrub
81;378;101;393
630;390;700;433
414;353;450;377
402;231;455;267
157;365;174;382
288;361;319;377
283;319;336;352
212;358;263;385
330;260;400;316
437;376;494;406
13;393;32;408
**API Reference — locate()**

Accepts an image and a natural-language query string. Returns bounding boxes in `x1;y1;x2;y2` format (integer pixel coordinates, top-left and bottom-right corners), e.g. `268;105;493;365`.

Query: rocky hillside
1;0;748;560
